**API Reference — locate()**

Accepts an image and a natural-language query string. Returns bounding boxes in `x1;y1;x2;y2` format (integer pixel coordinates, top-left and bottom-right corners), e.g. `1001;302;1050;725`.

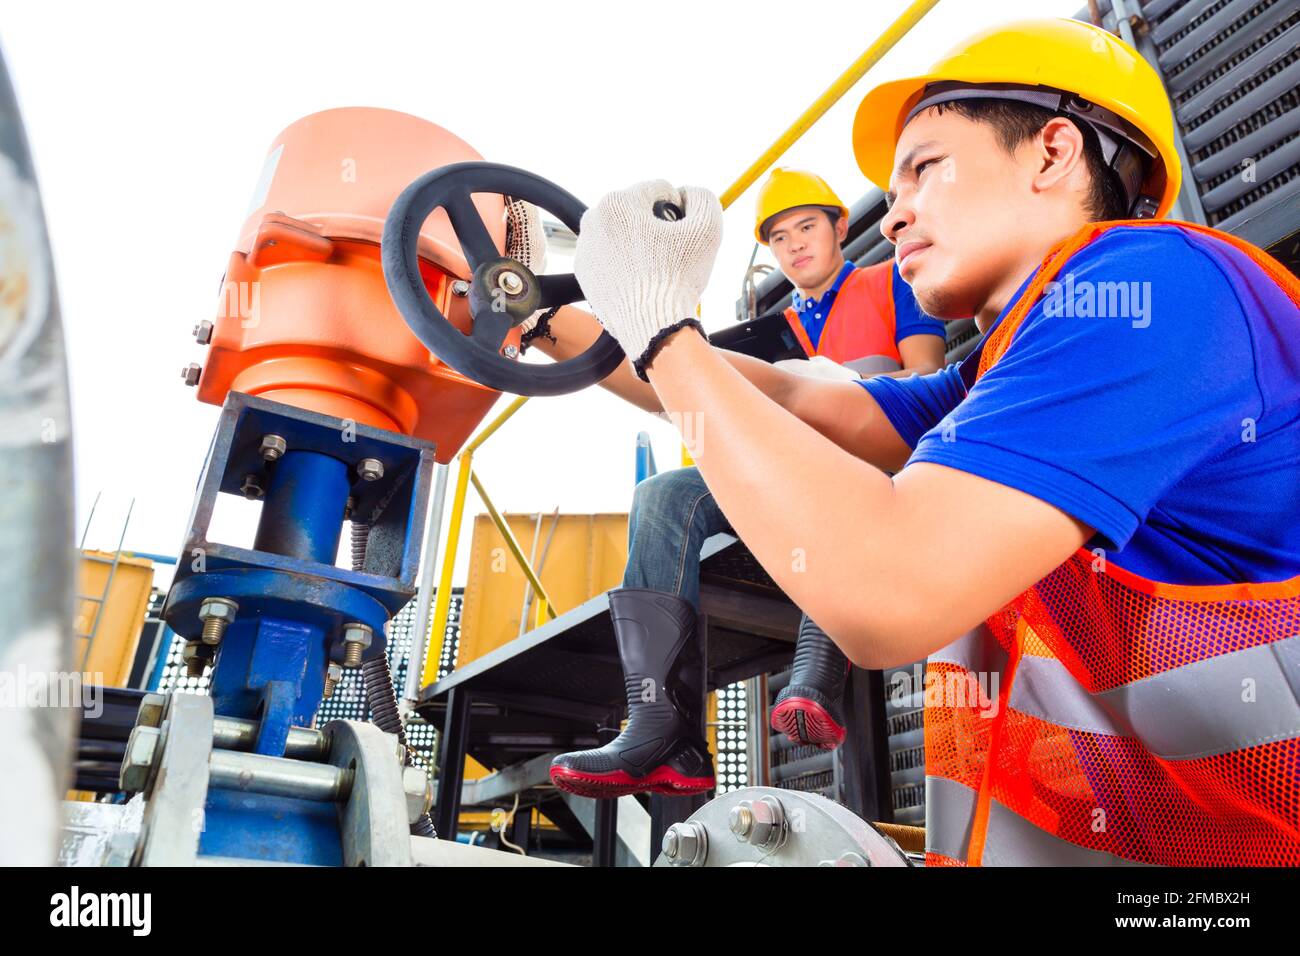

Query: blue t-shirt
858;224;1300;586
794;261;945;351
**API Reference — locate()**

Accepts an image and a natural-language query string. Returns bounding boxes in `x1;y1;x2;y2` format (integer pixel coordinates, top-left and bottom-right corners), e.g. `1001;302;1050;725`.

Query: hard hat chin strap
906;82;1161;219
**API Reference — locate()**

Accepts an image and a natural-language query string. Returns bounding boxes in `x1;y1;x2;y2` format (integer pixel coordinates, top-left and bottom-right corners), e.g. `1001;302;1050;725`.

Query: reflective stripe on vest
783;260;901;368
923;220;1300;868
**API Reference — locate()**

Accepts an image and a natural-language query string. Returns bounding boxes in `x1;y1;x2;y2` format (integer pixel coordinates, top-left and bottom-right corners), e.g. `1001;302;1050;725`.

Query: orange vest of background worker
757;167;946;379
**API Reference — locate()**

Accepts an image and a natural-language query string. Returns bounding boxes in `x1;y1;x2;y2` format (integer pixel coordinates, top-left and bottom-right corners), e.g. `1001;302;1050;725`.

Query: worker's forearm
642;327;913;661
532;306;798;415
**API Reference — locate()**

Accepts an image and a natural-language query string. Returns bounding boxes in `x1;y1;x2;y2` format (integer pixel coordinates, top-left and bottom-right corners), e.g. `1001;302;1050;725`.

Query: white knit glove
774;355;860;382
505;198;548;336
574;180;723;381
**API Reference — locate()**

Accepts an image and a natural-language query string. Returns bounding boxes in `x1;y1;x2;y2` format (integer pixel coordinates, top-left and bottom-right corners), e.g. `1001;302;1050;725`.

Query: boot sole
549;764;715;799
770;696;846;750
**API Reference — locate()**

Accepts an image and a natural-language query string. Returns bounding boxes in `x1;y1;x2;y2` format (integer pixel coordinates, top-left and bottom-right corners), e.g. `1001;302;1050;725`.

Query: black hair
932;99;1129;221
761;205;842;243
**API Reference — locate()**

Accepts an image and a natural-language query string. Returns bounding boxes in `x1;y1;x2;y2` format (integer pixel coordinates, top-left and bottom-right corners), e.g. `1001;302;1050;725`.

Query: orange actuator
196;107;516;461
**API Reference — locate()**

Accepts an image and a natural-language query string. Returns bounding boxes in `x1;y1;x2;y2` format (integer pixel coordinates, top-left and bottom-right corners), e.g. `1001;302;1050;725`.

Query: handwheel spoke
468;303;513;354
536;273;584;309
445;194;499;270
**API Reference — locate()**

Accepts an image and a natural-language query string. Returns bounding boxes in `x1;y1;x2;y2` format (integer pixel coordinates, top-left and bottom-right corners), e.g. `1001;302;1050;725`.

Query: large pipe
0;49;77;866
252;449;350;564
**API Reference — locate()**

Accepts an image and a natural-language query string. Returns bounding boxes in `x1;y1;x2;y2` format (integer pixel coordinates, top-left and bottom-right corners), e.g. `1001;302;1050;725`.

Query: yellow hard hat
852;18;1182;218
754;167;851;244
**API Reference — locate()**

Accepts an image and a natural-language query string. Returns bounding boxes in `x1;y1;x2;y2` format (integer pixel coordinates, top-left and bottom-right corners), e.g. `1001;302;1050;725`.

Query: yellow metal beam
717;0;942;211
465;395;529;453
469;470;559;624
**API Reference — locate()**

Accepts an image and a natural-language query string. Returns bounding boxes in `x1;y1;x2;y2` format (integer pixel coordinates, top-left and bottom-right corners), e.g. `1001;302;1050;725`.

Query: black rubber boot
770;614;851;750
549;588;715;798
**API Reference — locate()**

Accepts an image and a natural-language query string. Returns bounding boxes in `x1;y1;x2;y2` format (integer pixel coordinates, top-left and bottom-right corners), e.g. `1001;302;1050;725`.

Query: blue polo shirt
856;224;1300;586
793;261;944;351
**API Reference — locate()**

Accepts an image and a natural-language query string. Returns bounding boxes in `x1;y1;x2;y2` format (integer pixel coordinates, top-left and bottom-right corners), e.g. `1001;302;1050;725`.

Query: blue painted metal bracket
169;391;437;617
161;392;437;746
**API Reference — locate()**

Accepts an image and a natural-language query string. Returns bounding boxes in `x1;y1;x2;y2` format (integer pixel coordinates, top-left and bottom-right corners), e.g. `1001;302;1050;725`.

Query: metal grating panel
712;682;751;793
884;661;926;827
1141;0;1300;230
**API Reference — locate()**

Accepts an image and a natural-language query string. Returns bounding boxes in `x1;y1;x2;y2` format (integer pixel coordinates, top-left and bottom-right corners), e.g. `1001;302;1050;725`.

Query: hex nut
193;320;214;344
240;474;264;499
343;624;373;650
199;598;238;623
259;434;287;461
730;796;786;850
451;279;470;297
120;726;162;793
662;821;708;867
181;363;202;386
136;693;167;729
323;662;344;699
356;458;384;482
403;766;432;824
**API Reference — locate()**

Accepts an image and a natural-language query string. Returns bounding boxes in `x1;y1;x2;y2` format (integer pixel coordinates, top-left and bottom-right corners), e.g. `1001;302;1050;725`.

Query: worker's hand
774;356;860;382
574;180;723;381
505;198;548;336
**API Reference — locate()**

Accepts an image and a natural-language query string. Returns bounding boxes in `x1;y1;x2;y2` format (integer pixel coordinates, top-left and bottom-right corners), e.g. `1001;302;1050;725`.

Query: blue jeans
622;466;733;610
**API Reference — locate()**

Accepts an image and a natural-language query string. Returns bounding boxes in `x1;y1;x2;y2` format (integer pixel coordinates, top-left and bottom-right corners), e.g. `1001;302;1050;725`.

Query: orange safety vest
924;219;1300;867
783;261;903;374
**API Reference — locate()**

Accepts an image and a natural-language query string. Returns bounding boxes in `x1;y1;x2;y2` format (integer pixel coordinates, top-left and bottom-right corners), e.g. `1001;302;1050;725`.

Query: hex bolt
181;363;202;386
240;474;264;499
356;458;384;482
662;821;709;867
136;692;167;729
403;766;433;824
199;597;239;646
497;270;524;295
259;434;287;461
120;725;162;793
323;662;344;699
193;320;214;344
182;640;209;677
341;623;373;668
502;344;519;359
451;279;470;297
730;795;787;850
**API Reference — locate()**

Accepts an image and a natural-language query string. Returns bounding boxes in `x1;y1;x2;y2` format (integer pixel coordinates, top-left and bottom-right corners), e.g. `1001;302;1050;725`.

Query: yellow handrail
717;0;942;211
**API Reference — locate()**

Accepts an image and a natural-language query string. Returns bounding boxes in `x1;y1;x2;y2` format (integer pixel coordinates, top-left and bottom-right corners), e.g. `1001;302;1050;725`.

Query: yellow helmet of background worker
754;167;851;243
852;18;1182;219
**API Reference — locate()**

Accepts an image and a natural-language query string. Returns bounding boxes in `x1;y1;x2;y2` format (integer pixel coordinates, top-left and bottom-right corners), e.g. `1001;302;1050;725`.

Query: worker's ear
835;213;849;244
1032;116;1088;197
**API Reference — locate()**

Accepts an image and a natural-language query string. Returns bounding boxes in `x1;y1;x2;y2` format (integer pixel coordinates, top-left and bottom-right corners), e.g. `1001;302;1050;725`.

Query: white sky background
4;0;1079;591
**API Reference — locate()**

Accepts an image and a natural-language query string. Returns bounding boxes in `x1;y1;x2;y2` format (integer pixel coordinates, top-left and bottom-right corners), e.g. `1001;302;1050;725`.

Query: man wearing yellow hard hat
754;166;945;379
562;17;1300;865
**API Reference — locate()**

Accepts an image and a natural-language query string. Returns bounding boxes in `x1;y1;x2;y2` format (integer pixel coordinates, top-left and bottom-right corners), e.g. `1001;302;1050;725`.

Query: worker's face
881;107;1039;321
766;207;848;293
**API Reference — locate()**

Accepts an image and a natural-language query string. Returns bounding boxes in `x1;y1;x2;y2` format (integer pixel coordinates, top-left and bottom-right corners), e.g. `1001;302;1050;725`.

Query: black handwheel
382;161;625;396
